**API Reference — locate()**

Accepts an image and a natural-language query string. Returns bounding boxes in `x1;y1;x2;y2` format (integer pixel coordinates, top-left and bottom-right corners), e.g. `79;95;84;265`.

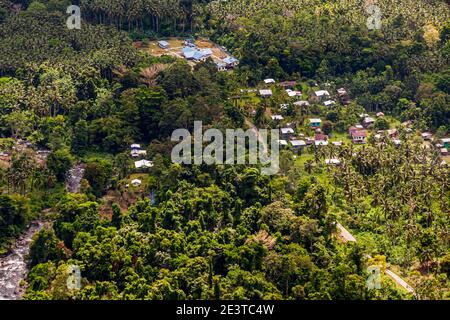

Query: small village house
182;47;213;62
279;81;297;88
0;151;9;159
280;128;295;140
271;115;284;122
402;121;413;128
264;78;276;84
325;158;341;166
337;88;350;105
223;56;239;68
309;118;322;128
315;140;329;146
193;49;213;62
184;39;196;47
362;117;375;128
135;160;154;169
387;129;399;138
215;61;227;72
286;89;302;98
131;179;142;187
324;100;336;107
315;134;328;142
377;129;398;139
130;144;147;158
351;131;367;144
131;149;147;158
440;138;450;149
290;140;306;154
182;46;197;59
315;90;330;101
315;133;329;147
158;40;170;49
278;140;288;148
294;101;310;107
349;127;367;144
305;137;315;145
259;89;273;97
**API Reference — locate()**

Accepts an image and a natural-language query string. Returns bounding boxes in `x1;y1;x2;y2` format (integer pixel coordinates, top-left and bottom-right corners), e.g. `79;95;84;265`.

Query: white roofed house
264;78;276;84
315;140;329;146
193;48;213;62
315;90;330;101
325;158;341;166
290;140;306;154
131;149;147;158
182;46;197;59
278;140;288;148
421;132;433;141
286;89;302;98
130;144;147;158
323;100;336;107
131;149;140;158
280;127;295;140
271;115;284;122
259;89;273;97
215;61;227;72
135;160;154;169
294;101;310;107
182;47;213;62
158;40;170;49
286;90;296;97
131;179;142;187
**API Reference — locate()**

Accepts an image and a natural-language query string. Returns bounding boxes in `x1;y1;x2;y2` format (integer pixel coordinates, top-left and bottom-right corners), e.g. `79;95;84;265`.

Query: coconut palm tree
139;64;167;87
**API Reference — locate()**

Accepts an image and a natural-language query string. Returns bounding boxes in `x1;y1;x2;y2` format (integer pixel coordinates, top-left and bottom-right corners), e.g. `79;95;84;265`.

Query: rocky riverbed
0;220;47;300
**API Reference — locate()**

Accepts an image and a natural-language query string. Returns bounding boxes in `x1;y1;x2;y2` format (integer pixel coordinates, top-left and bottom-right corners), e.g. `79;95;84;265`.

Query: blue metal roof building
158;40;170;49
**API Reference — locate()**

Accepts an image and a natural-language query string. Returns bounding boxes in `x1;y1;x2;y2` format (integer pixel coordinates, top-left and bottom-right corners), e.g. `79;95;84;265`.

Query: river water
0;220;46;300
0;164;83;300
66;163;85;194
